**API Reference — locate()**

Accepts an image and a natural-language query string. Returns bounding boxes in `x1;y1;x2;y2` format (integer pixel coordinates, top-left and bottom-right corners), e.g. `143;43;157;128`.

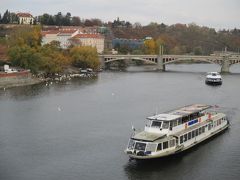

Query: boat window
163;141;168;149
196;129;199;136
128;139;135;150
192;130;195;138
146;143;157;152
157;143;162;151
184;134;188;142
151;121;162;128
169;139;175;147
145;120;152;127
190;113;199;120
162;122;169;129
169;121;173;130
202;126;205;133
188;132;192;140
173;120;178;127
134;142;146;151
208;123;212;130
180;136;184;144
199;127;202;134
178;118;182;125
182;116;189;123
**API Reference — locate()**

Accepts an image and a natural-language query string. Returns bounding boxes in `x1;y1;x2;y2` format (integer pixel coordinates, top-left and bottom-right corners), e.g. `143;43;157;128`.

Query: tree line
0;10;104;27
0;10;20;24
112;23;240;55
7;26;100;76
36;12;104;26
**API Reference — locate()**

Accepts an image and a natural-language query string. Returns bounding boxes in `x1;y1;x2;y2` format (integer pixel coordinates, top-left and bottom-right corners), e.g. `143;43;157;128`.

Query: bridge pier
157;55;165;71
221;56;230;73
157;45;165;71
99;56;105;69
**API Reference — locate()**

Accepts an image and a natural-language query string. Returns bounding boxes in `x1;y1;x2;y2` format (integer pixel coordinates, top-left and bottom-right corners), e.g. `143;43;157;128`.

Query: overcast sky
1;0;239;29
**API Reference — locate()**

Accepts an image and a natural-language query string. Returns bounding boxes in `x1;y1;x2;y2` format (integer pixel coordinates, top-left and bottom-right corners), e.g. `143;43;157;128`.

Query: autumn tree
8;45;42;73
8;26;42;49
69;46;100;70
144;39;156;54
40;41;71;74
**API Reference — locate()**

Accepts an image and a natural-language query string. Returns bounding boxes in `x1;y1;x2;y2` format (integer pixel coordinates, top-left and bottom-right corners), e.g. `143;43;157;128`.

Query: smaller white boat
205;72;222;85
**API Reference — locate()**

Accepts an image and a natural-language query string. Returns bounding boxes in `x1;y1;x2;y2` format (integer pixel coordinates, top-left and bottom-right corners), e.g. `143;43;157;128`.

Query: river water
0;64;240;180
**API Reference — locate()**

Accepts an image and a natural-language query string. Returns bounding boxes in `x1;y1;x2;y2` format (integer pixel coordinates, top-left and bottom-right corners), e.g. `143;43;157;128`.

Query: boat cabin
144;104;211;135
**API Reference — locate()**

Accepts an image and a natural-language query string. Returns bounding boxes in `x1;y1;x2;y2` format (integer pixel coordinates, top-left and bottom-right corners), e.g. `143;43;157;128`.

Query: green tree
8;45;42;73
8;26;42;49
194;46;203;55
40;42;70;74
70;46;100;70
2;10;10;24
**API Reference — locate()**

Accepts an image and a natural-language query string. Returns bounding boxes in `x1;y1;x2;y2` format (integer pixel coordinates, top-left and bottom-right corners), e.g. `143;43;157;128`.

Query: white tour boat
125;104;229;160
205;72;222;85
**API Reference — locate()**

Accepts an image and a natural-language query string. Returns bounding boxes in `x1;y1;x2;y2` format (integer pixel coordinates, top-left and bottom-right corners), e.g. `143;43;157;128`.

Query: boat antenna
131;123;135;132
155;107;158;115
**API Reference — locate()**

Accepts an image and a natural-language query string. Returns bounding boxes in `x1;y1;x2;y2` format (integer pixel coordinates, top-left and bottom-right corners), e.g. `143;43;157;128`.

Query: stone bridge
99;53;240;73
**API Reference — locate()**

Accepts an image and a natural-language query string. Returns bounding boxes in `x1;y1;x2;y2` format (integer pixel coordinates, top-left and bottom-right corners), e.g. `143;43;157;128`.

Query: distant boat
124;104;229;160
205;72;222;85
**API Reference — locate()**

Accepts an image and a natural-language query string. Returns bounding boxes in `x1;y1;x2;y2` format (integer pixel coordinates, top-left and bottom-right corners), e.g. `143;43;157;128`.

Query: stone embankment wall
0;71;41;88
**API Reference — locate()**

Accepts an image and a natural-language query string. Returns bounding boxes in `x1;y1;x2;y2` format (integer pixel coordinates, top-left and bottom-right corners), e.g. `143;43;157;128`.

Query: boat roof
207;72;219;74
147;104;211;121
132;131;166;142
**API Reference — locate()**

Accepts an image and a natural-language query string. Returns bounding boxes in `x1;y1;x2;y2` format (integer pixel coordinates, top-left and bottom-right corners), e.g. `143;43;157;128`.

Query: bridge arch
163;58;221;65
105;57;157;64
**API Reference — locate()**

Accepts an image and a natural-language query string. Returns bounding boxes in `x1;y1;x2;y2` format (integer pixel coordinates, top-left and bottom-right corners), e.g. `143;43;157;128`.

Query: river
0;64;240;180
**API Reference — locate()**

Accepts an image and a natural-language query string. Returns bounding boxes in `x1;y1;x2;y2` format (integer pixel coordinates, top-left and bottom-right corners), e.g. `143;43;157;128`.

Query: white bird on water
57;106;62;111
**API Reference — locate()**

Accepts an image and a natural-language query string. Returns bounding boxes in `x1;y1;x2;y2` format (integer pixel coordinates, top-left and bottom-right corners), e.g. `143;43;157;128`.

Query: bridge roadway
99;54;240;73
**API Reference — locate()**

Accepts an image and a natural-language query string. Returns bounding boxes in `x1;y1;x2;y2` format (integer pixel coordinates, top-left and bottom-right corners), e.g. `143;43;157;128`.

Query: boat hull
205;80;222;85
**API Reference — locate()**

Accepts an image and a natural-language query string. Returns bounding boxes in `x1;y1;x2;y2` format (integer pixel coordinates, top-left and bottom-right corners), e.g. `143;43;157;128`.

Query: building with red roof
41;28;105;53
17;12;34;24
72;33;104;53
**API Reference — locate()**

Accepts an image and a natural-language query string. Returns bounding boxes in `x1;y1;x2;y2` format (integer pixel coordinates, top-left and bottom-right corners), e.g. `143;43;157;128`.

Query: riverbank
0;71;97;89
0;72;43;89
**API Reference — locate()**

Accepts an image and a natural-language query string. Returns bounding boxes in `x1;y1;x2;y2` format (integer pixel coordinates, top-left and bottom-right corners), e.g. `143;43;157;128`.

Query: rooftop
73;33;104;39
147;104;211;121
16;13;33;18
